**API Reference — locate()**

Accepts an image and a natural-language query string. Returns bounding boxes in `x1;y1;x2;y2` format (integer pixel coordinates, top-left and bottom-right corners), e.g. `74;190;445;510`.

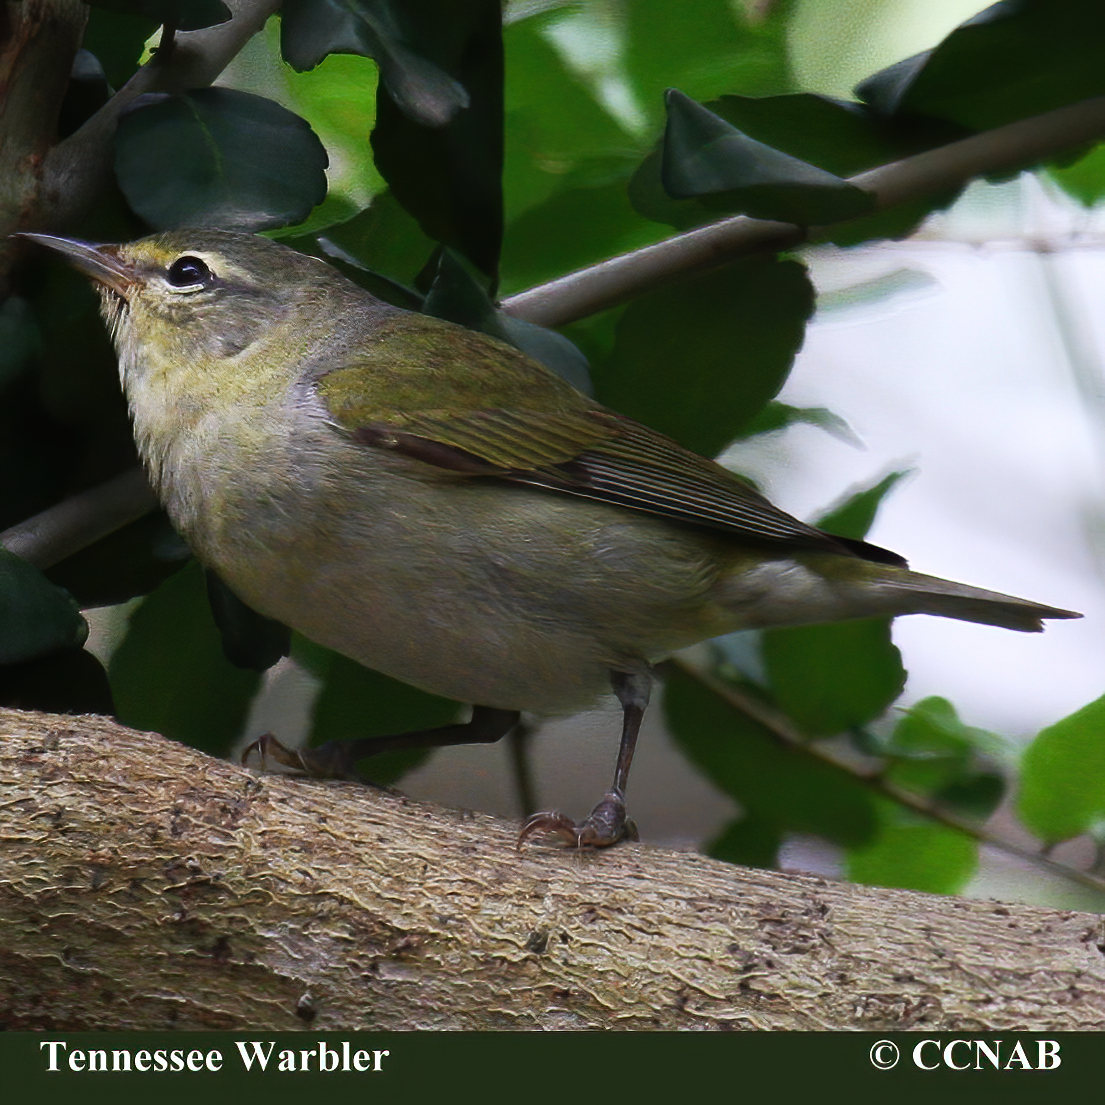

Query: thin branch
672;656;1105;897
0;466;157;570
501;96;1105;327
36;0;281;230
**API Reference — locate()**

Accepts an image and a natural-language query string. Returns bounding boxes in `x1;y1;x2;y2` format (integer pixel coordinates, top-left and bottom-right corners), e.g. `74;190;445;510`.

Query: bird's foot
241;734;358;779
517;790;639;849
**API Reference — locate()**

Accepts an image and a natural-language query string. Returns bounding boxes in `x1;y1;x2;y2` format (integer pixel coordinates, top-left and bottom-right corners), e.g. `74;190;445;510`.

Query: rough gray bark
1;707;1103;1031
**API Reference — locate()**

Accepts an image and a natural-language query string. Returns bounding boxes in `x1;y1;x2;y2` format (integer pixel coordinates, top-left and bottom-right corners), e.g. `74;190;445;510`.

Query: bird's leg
518;669;650;849
242;706;520;780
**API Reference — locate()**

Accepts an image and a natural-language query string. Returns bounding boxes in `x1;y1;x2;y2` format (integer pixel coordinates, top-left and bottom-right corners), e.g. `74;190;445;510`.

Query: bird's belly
185;449;730;713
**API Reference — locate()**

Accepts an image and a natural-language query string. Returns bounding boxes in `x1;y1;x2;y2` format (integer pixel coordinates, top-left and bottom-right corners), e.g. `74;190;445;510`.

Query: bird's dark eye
167;255;211;287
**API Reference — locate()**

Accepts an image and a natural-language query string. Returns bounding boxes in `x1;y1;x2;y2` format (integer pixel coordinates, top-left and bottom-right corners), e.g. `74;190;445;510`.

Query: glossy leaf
762;618;905;738
296;637;461;785
664;666;877;850
0;647;114;716
369;0;504;280
1019;693;1105;843
594;256;814;457
856;0;1105;131
659;90;875;225
115;88;329;231
88;0;230;32
46;511;190;609
109;560;261;754
0;549;88;664
281;0;469;127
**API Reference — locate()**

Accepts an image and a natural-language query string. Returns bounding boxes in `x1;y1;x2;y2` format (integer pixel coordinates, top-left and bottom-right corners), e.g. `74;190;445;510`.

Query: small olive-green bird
22;229;1080;847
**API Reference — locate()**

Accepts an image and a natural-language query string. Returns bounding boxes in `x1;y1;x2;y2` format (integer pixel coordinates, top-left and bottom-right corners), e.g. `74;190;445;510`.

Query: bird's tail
884;570;1081;632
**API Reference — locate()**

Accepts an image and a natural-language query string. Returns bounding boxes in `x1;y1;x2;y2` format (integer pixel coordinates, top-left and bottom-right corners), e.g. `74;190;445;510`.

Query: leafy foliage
2;0;1104;905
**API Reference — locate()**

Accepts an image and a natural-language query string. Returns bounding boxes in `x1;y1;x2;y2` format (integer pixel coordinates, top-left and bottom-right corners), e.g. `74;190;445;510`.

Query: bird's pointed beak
14;232;137;299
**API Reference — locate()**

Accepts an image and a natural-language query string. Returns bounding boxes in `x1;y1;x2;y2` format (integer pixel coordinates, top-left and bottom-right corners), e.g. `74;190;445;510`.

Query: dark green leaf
87;0;230;32
59;50;112;138
297;190;438;289
856;0;1105;132
420;249;593;391
0;297;42;393
281;0;469;127
706;815;783;869
0;548;88;664
846;801;977;894
934;772;1005;821
81;7;159;89
0;647;114;716
115;88;329;232
594;256;814;457
762;618;905;738
501;177;659;296
814;470;910;541
369;0;504;280
109;560;261;754
296;637;461;786
46;511;190;609
664;666;877;848
206;571;291;672
659;90;875;225
1019;693;1105;843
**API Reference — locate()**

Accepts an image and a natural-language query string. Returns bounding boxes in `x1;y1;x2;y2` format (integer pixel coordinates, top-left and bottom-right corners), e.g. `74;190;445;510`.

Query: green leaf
0;647;114;716
1048;141;1105;206
846;802;977;894
814;470;910;541
420;249;593;392
761;618;905;738
706;815;783;869
734;401;855;444
45;511;190;609
664;666;877;848
295;637;461;785
0;548;88;664
81;7;159;90
368;0;504;280
623;0;793;126
501;176;659;296
593;256;814;457
856;0;1105;132
0;297;42;393
1018;693;1105;843
114;88;329;232
87;0;230;33
109;560;261;755
659;90;875;225
281;0;469;127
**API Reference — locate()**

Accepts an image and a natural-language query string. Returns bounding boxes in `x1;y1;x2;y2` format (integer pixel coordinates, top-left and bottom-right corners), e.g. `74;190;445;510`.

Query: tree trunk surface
1;707;1102;1031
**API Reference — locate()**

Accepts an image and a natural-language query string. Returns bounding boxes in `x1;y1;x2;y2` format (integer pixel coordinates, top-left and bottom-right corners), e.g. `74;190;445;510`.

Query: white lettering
235;1041;275;1071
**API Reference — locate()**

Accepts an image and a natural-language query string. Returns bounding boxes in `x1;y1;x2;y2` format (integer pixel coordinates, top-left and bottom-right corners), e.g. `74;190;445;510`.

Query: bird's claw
241;733;306;772
517;790;638;849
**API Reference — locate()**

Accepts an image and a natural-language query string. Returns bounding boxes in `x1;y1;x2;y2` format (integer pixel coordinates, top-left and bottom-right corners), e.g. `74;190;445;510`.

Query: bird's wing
315;314;882;556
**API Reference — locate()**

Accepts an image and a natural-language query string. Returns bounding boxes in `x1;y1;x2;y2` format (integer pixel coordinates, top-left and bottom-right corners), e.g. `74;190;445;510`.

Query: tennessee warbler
21;229;1080;848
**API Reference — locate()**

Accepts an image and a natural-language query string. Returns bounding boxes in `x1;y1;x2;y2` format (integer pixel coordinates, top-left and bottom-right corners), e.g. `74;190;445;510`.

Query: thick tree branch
1;708;1103;1031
